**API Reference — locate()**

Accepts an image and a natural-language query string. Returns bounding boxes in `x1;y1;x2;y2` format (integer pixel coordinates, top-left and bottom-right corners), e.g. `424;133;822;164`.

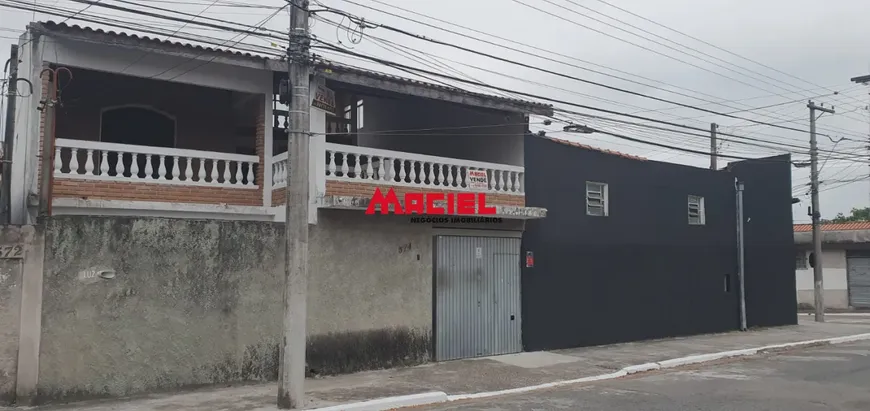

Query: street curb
306;392;448;411
311;332;870;411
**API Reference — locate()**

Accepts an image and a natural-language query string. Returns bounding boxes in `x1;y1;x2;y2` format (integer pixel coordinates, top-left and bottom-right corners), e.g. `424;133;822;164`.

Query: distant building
794;222;870;309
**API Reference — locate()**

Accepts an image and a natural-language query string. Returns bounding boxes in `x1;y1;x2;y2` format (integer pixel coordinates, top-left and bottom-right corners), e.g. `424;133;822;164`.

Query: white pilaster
263;92;273;207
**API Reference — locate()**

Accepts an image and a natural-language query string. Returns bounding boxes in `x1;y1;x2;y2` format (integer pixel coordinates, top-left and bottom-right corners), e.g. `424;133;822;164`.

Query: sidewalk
21;316;870;411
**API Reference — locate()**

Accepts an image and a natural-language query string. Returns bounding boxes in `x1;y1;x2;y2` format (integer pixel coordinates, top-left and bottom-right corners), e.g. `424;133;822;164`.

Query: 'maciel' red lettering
365;188;498;215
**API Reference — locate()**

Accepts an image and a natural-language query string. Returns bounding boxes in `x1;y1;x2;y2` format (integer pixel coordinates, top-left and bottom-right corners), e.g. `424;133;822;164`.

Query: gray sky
2;0;869;222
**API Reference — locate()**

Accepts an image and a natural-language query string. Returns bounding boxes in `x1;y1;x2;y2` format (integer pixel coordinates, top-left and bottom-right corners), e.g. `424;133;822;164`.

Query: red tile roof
541;136;647;161
794;222;870;232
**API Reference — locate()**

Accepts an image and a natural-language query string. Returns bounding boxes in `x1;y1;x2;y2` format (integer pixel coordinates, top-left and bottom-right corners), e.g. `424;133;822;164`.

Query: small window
795;251;808;270
586;181;608;216
688;195;705;225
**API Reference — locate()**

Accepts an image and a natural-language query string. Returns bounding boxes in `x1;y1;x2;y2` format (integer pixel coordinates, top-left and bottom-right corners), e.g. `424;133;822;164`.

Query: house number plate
0;245;24;259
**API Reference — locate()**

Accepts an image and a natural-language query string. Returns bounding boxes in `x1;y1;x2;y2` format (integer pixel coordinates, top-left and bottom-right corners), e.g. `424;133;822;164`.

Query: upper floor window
586;181;608;216
688;195;705;225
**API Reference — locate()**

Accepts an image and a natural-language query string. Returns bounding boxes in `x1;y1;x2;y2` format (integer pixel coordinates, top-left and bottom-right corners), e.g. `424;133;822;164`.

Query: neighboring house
794;222;870;309
522;136;796;351
4;21;556;404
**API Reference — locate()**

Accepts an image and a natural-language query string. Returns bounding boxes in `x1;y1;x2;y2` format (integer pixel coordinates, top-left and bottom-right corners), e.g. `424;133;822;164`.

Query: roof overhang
794;229;870;245
29;21;553;117
312;63;554;116
28;22;285;72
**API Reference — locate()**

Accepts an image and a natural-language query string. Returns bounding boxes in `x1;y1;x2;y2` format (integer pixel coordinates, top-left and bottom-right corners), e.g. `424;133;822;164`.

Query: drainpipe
736;179;747;331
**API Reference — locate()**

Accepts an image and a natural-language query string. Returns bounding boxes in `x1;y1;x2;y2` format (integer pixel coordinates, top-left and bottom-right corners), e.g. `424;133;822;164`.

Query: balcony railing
323;143;524;194
271;151;288;189
54;139;259;187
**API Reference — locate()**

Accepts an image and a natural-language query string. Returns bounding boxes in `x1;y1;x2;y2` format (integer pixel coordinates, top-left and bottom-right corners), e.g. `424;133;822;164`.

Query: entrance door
847;252;870;308
434;235;521;361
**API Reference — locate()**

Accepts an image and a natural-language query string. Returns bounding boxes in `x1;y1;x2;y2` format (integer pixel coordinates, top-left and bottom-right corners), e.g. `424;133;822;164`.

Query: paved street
422;340;870;411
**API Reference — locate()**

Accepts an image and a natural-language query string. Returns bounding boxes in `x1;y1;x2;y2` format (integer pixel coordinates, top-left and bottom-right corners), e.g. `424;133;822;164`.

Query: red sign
365;188;497;215
525;251;534;268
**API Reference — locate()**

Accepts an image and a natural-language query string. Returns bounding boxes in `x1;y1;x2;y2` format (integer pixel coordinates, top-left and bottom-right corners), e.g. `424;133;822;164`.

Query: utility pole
808;100;834;323
2;44;19;225
278;0;310;409
710;123;718;170
848;75;870;205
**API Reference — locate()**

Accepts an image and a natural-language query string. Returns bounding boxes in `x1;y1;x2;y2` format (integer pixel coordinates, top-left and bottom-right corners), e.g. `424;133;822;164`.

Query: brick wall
36;63;50;195
52;179;261;206
272;187;285;207
325;181;525;207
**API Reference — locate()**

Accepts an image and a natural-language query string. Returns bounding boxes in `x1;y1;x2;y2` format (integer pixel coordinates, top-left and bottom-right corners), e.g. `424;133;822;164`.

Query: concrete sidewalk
20;316;870;411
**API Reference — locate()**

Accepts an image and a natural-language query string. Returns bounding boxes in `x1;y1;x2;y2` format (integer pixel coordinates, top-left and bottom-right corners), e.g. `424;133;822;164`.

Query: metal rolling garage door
434;235;522;361
847;252;870;308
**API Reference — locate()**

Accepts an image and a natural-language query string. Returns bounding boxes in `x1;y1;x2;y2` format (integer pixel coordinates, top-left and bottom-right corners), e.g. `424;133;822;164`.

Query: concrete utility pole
2;44;19;224
278;0;311;409
710;123;718;170
808;100;834;323
848;75;870;205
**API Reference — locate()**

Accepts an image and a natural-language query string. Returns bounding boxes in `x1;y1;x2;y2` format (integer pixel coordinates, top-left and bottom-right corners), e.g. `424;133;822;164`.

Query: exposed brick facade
272;187;285;207
52;179;261;206
324;181;525;207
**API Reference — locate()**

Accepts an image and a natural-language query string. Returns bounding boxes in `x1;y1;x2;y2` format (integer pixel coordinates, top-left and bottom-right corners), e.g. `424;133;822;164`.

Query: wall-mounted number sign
0;245;24;259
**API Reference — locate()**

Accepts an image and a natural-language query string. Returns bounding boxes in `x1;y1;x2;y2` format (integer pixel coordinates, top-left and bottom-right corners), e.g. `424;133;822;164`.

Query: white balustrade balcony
271;151;288;189
54;139;259;187
322;143;524;194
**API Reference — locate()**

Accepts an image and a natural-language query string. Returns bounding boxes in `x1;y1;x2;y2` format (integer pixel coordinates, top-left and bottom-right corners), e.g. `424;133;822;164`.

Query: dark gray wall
521;135;796;352
521;136;740;351
727;155;797;327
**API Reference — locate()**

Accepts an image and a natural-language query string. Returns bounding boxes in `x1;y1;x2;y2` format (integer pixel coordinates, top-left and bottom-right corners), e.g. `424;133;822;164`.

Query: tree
825;207;870;223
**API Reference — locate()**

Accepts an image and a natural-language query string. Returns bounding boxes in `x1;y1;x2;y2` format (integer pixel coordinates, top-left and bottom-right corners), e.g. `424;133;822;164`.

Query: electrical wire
302;1;866;140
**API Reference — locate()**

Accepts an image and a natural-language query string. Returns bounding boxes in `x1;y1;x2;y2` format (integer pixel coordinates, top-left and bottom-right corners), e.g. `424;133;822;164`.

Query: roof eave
315;64;554;116
28;22;282;72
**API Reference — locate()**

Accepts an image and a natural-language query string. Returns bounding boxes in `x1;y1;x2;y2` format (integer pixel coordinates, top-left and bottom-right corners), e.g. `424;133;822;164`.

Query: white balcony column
308;85;328;225
263;92;274;207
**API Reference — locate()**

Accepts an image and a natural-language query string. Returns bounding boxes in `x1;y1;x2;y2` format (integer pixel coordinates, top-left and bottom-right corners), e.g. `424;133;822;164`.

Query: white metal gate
434;235;522;361
847;252;870;308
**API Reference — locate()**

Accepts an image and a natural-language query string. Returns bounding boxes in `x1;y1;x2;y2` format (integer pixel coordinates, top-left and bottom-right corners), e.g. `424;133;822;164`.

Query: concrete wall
795;249;850;309
0;227;24;403
356;96;525;166
35;212;524;403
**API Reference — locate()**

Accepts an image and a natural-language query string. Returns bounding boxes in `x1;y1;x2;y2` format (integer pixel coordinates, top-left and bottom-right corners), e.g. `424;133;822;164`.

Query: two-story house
4;21;555;403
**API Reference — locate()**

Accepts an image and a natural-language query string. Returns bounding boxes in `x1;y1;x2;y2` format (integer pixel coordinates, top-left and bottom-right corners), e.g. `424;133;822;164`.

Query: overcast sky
2;0;869;222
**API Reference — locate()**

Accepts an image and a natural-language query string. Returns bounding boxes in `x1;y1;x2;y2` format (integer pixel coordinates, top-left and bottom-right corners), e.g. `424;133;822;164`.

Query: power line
333;0;861;121
589;0;870;110
303;2;864;140
312;41;870;162
555;0;868;111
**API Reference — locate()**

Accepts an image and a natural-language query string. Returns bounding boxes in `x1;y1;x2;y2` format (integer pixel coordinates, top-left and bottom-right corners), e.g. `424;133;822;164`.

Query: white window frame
688;195;705;225
586;181;609;217
795;251;808;270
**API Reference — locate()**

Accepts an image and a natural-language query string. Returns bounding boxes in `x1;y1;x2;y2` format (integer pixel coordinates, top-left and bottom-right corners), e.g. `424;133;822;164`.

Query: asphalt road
422;340;870;411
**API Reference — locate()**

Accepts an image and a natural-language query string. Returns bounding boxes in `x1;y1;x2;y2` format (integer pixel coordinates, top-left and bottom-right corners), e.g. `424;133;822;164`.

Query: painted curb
622;362;661;374
447;371;628;402
316;332;870;410
306;392;448;411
